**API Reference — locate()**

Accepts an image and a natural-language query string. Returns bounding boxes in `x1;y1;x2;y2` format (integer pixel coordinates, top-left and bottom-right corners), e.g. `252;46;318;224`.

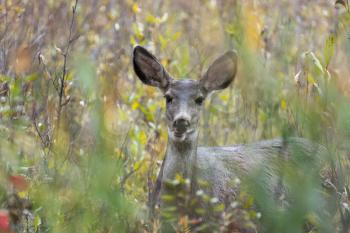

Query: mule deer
132;46;325;209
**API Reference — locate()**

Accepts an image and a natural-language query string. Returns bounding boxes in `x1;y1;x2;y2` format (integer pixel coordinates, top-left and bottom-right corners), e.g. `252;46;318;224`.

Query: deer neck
162;131;199;181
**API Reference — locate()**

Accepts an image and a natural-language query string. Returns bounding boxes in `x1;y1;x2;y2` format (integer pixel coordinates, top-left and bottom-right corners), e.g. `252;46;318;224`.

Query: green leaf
139;106;154;122
161;195;175;202
324;35;335;68
162;206;177;213
195;208;206;215
158;34;168;49
25;73;39;82
34;215;42;231
213;203;225;212
308;52;324;74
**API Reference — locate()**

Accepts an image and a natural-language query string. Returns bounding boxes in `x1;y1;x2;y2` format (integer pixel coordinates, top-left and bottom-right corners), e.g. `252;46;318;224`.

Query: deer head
133;46;237;143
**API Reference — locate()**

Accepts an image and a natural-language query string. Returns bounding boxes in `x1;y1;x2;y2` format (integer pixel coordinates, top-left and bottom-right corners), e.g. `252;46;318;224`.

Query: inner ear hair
133;45;171;90
200;50;237;93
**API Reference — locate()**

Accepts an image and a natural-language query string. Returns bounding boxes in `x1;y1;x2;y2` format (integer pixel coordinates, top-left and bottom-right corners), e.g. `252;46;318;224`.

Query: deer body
132;46;323;207
160;137;312;203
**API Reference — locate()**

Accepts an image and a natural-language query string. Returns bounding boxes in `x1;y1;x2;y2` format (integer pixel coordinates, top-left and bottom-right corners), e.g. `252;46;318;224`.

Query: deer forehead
165;79;203;98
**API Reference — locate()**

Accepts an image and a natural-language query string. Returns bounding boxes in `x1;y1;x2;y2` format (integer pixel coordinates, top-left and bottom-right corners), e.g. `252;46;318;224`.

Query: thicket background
0;0;350;232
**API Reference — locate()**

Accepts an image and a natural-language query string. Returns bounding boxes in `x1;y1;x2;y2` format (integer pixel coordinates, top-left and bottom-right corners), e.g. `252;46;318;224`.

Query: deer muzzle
173;118;190;137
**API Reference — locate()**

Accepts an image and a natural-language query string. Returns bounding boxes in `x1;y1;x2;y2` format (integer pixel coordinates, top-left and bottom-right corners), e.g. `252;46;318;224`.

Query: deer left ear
200;50;238;94
133;45;172;91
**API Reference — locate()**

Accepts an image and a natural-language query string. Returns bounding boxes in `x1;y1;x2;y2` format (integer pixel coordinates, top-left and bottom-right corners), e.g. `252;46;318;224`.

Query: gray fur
158;136;325;204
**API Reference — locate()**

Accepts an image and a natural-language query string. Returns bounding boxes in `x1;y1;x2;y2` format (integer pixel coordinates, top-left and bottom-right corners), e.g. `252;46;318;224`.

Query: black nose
173;118;190;131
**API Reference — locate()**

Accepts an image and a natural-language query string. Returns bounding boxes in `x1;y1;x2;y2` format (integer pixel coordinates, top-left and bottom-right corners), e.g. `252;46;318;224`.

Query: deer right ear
133;46;171;90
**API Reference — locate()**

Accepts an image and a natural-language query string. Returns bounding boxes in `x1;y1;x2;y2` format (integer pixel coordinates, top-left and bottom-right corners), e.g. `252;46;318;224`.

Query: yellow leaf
171;31;181;41
131;101;139;110
139;130;147;145
18;191;28;198
130;35;137;46
242;2;263;51
259;110;267;123
146;14;159;24
13;6;25;14
133;160;143;170
158;34;168;49
131;3;140;13
175;173;183;181
161;59;168;67
307;74;316;85
219;92;229;102
280;99;287;110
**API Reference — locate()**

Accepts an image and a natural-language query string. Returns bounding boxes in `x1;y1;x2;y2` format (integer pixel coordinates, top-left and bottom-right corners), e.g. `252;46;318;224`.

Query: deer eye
195;96;204;105
164;95;173;104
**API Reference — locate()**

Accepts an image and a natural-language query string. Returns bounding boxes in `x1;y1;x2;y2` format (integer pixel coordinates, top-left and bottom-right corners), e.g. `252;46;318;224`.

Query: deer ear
200;50;237;94
133;46;171;90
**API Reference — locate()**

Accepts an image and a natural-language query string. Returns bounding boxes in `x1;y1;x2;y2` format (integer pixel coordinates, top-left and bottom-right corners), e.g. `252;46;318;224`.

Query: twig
60;95;71;107
120;162;144;193
69;33;81;44
119;126;132;162
48;0;78;179
38;53;59;93
147;108;163;218
32;117;46;147
56;0;78;130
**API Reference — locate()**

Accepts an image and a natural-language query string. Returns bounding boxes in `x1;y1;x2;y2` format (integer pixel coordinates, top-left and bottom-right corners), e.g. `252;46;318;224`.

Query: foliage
0;0;350;232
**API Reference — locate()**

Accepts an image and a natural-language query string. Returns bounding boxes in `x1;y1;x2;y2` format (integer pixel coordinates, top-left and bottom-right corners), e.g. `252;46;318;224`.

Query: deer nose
173;118;190;131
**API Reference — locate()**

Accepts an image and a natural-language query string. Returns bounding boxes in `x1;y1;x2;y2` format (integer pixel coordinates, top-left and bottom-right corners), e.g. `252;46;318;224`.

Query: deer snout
174;118;190;128
173;117;190;134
